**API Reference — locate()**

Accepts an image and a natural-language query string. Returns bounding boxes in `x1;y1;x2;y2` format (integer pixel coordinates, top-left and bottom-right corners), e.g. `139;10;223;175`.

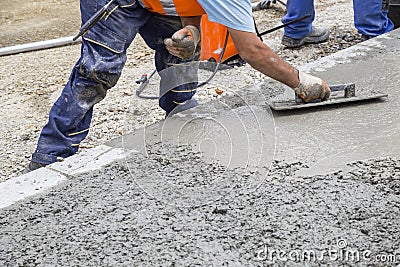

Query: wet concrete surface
268;35;400;176
1;30;400;266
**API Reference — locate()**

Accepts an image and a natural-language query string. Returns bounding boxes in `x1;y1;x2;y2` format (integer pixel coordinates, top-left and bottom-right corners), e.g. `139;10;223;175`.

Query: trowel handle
295;83;356;103
329;83;355;96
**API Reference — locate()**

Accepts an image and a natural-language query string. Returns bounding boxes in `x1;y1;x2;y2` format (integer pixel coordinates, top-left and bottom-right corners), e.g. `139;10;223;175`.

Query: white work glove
294;71;331;102
252;0;276;11
164;25;200;60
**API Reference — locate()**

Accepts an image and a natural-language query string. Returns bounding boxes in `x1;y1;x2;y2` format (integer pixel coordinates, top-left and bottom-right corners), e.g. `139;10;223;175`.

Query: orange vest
139;0;205;16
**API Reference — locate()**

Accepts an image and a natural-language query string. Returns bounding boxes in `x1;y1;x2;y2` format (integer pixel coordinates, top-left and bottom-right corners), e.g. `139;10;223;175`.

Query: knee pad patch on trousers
73;59;115;107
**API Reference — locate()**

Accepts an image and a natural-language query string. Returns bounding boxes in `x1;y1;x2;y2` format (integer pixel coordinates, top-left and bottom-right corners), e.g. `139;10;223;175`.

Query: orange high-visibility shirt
138;0;205;16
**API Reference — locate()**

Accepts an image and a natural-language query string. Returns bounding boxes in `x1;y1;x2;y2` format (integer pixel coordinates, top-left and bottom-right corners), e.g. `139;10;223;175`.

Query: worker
280;0;330;48
353;0;394;41
24;0;331;173
280;0;394;48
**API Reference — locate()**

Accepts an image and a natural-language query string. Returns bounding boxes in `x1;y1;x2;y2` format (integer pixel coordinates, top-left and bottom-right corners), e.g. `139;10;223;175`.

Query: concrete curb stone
0;145;127;209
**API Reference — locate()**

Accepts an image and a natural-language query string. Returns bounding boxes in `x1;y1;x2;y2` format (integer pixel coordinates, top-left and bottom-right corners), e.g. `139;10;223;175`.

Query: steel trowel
269;83;388;111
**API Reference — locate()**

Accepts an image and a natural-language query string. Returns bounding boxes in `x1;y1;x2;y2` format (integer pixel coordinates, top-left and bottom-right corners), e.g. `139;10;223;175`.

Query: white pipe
0;36;81;57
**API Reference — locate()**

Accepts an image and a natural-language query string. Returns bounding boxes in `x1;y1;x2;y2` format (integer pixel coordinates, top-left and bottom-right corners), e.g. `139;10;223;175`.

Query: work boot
23;161;47;174
282;27;330;48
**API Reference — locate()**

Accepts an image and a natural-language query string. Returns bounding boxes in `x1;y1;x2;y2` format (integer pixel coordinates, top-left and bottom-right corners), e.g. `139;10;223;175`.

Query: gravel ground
1;0;364;181
0;155;398;266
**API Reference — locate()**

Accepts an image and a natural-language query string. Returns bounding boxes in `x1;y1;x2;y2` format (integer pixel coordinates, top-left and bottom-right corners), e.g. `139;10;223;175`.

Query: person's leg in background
353;0;394;40
281;0;330;48
282;0;315;39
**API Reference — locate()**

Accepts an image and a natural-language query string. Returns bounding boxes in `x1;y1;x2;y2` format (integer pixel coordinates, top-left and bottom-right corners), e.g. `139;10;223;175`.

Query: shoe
360;34;373;42
23;161;47;174
282;27;330;48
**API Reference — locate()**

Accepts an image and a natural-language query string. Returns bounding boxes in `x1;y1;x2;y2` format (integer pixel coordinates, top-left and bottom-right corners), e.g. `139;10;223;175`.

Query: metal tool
276;0;286;6
73;0;116;41
269;83;388;111
135;70;158;100
256;14;311;38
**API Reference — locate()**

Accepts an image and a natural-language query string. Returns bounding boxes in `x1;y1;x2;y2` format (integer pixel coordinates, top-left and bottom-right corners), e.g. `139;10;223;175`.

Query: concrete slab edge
0;145;127;210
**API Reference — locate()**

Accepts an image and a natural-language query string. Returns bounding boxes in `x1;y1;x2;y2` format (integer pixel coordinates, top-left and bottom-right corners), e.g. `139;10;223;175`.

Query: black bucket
388;5;400;29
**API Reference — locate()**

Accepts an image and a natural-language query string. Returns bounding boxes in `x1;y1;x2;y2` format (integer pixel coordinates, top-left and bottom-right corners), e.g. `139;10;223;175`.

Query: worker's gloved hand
164;25;200;60
294;71;331;102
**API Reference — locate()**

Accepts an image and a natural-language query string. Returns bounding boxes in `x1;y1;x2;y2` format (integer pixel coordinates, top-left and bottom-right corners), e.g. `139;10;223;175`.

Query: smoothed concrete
271;32;400;176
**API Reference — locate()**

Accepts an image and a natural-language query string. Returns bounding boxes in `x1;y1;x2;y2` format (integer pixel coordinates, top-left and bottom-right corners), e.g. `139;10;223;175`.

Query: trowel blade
269;93;388;111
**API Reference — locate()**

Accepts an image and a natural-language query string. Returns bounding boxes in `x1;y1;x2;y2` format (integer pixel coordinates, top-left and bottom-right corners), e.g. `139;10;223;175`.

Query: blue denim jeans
353;0;394;36
32;0;196;165
282;0;315;39
283;0;394;39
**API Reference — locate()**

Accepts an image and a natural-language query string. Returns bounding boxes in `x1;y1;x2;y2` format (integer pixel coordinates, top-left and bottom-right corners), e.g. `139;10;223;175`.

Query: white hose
0;36;81;57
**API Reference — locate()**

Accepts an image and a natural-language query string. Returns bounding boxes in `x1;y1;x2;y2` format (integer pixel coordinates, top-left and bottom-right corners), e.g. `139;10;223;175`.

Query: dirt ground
0;0;363;180
0;0;80;47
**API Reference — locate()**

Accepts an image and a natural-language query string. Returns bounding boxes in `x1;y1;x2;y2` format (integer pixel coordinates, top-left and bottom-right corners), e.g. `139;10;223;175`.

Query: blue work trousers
353;0;394;36
282;0;315;39
32;0;196;165
283;0;394;38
